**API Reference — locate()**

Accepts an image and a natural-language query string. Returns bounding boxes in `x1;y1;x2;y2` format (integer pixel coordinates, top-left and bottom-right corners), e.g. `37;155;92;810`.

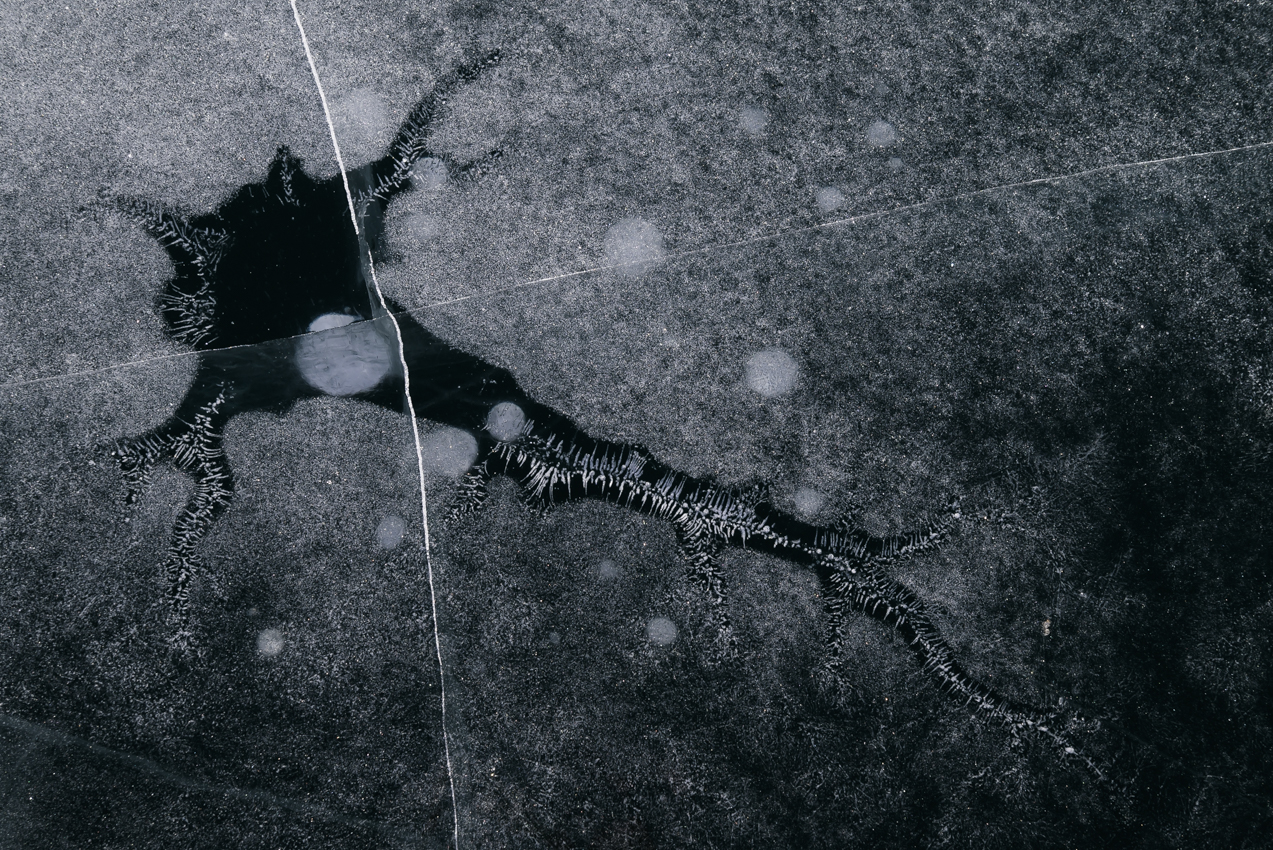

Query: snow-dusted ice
740;105;768;135
411;156;448;190
421;427;479;478
256;628;284;657
793;487;826;517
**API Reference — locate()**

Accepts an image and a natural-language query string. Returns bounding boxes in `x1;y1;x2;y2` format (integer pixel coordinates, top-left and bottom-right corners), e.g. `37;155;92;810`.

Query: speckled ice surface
2;2;1272;848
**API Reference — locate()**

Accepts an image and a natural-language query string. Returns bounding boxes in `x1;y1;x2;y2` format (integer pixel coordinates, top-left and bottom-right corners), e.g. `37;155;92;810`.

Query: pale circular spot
295;314;395;397
377;514;406;549
604;217;666;276
405;211;440;244
793;488;826;517
308;313;356;333
745;348;799;398
548;631;561;646
421;427;479;478
646;617;678;646
740;105;768;135
256;628;284;657
332;89;391;153
866;119;898;147
597;559;622;581
486;402;526;442
815;186;845;214
411;157;448;190
887;157;905;170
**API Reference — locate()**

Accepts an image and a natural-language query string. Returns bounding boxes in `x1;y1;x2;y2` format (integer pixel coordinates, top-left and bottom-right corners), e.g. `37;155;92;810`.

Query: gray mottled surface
2;1;1272;847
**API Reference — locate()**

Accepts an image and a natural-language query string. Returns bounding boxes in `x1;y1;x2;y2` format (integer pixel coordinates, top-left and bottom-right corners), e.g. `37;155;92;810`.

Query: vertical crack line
288;4;460;848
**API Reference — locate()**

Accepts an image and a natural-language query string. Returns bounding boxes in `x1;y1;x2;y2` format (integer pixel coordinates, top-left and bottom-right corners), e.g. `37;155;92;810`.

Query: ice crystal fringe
110;387;233;649
465;414;1107;782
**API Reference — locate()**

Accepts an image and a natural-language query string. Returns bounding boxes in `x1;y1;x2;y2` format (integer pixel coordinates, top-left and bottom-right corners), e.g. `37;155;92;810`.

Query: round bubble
548;631;561;646
604;217;666;276
422;427;479;479
887;157;905;170
295;314;395;397
815;186;845;214
646;617;679;646
412;157;448;190
597;559;622;581
740;105;768;135
793;488;826;517
866;119;898;147
486;402;526;442
745;348;799;398
405;211;440;244
257;628;284;657
377;514;406;549
332;89;391;153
